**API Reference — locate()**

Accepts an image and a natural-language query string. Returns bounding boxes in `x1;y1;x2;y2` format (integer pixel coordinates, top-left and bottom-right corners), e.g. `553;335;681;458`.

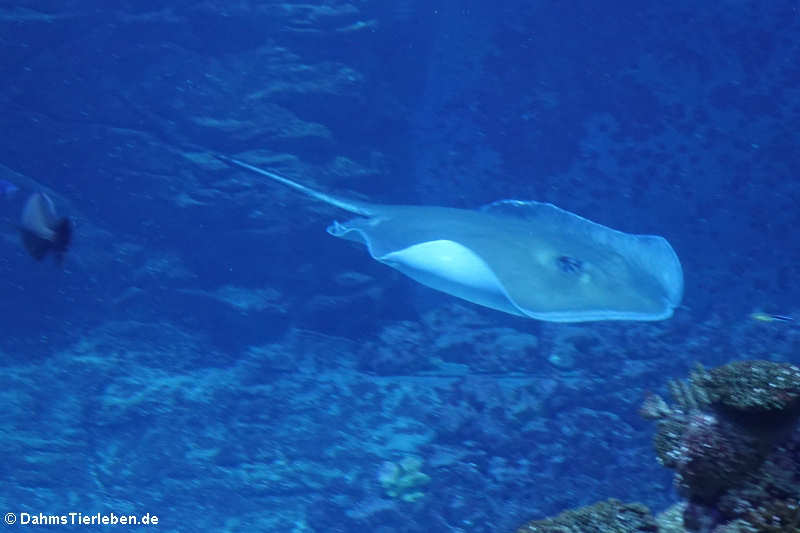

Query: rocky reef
515;499;658;532
516;360;800;533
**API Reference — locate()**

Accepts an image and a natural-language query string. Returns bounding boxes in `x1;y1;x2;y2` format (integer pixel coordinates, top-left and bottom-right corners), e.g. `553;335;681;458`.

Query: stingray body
217;155;683;322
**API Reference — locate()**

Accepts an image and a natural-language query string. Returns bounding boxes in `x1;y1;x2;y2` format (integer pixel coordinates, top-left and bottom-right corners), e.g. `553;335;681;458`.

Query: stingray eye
556;255;583;274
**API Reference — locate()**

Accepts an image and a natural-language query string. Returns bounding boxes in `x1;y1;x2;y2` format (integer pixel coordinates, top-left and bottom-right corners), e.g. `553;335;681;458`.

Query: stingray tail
214;155;374;216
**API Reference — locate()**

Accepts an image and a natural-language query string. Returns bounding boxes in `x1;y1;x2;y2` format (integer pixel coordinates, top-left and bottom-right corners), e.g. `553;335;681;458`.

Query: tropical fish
216;155;684;322
750;311;793;323
18;192;72;264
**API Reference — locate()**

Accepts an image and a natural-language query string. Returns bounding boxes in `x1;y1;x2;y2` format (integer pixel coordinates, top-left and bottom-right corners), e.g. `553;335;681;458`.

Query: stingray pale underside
216;155;683;322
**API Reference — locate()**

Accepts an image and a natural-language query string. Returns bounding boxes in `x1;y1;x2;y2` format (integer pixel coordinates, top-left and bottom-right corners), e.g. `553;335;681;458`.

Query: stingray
216;155;683;322
18;191;72;264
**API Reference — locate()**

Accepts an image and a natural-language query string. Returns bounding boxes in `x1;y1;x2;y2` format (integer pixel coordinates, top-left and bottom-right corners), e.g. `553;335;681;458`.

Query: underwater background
1;1;799;531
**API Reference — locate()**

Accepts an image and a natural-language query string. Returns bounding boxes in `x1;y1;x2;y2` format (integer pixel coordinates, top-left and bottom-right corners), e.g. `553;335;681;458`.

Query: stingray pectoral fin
329;220;524;316
381;240;527;316
382;240;500;293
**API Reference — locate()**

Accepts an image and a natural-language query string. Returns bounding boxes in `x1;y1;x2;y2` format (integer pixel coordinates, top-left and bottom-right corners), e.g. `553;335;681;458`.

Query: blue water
1;1;798;531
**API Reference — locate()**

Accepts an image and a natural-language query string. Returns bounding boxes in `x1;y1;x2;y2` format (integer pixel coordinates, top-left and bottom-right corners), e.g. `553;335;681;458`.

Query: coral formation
647;360;800;531
377;456;431;503
515;498;658;532
701;360;800;417
517;360;800;532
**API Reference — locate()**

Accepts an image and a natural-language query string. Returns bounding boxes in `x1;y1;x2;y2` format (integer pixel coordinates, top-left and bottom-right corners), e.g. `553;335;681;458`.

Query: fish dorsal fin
214;155;374;216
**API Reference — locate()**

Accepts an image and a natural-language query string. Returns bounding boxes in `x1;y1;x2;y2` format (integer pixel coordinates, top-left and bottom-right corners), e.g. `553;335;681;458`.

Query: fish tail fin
52;217;72;252
19;216;71;264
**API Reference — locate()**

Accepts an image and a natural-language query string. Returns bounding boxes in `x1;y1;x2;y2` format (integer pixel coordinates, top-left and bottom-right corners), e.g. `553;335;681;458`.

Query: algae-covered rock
515;360;800;533
657;410;763;503
655;502;686;532
515;498;657;532
377;456;431;503
701;360;800;417
643;360;800;532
